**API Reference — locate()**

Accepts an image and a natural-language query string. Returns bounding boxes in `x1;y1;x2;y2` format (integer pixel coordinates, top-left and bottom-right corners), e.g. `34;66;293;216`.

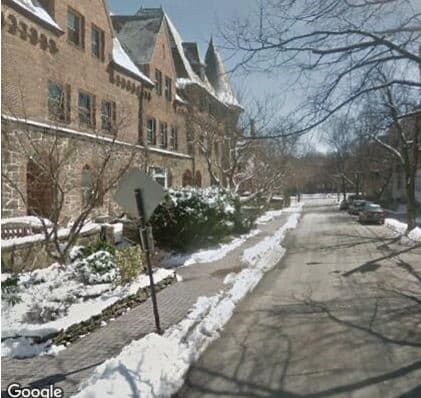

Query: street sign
114;168;165;222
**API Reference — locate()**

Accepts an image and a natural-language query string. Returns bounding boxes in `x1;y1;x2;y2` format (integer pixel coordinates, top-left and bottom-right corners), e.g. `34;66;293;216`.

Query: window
155;69;162;96
159;121;168;148
146;118;156;145
48;81;67;121
67;8;83;47
170;126;178;151
79;91;95;127
187;131;194;155
165;76;172;101
91;25;104;59
101;100;115;133
149;167;168;188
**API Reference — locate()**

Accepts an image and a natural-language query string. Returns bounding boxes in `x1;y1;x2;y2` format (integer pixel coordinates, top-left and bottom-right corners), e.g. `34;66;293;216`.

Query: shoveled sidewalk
1;211;290;397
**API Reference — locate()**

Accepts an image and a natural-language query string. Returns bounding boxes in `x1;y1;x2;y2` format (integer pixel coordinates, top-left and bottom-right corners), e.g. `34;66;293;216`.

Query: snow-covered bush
150;187;250;250
115;245;145;284
74;251;119;285
2;275;22;306
26;301;69;323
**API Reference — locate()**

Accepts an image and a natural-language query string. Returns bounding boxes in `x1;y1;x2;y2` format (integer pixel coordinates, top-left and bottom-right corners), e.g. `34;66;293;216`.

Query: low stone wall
1;227;103;273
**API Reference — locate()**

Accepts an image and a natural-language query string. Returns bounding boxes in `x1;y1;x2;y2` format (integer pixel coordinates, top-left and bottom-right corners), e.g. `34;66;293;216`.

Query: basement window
149;167;168;188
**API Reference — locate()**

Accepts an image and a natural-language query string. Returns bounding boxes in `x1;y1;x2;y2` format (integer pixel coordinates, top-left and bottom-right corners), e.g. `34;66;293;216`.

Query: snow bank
255;209;283;224
161;229;260;268
385;218;421;242
1;222;100;249
72;205;302;398
2;264;174;358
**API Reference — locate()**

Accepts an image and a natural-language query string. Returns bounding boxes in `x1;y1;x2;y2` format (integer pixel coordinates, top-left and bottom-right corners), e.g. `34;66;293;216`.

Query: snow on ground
1;222;101;248
72;204;303;398
161;205;292;269
161;229;260;268
385;218;421;242
2;261;174;358
255;209;283;224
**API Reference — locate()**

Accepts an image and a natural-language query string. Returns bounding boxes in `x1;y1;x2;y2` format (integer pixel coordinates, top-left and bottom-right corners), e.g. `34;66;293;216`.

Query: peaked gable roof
111;9;164;66
205;39;240;108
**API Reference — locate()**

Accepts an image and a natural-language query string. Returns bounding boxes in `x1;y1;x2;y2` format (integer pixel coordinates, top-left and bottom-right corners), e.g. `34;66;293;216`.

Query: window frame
159;121;168;149
91;24;104;60
67;7;84;48
155;69;163;96
164;76;172;101
48;81;66;122
149;166;168;189
170;126;178;151
146;118;157;145
101;99;115;134
78;90;95;128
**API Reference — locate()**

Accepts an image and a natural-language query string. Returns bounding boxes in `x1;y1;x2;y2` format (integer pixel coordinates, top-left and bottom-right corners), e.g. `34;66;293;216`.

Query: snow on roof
175;93;188;104
164;12;241;109
112;37;154;86
10;0;62;31
205;39;241;108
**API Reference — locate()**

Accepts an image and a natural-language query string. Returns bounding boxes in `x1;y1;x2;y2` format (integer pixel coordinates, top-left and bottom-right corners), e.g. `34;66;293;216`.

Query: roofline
4;0;64;36
111;61;154;87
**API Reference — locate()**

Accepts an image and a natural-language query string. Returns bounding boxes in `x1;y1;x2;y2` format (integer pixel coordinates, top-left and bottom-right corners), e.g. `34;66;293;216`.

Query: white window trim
148;166;168;189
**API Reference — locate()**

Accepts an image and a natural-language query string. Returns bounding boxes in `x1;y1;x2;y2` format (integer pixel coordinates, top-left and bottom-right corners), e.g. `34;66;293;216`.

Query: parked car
339;200;349;210
358;203;385;224
348;200;371;215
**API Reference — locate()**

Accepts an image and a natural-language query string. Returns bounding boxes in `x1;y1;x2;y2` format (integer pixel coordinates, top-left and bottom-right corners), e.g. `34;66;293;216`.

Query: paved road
176;199;421;398
1;212;290;398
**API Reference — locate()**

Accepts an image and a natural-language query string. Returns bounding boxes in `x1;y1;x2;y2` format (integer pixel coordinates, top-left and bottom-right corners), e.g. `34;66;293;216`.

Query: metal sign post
135;188;161;335
115;169;165;336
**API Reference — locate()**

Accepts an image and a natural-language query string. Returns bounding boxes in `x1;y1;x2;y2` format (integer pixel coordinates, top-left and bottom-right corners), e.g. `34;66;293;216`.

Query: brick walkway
1;213;290;397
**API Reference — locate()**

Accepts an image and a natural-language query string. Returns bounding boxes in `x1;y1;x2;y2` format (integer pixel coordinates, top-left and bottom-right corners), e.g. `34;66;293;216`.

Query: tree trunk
405;171;417;232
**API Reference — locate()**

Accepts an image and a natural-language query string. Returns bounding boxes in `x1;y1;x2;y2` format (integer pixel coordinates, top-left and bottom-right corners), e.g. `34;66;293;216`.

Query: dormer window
155;69;162;96
165;77;172;101
68;8;84;48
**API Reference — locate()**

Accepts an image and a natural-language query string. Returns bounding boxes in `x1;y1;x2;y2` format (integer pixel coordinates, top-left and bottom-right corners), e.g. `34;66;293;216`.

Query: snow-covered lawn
2;255;174;358
385;218;421;242
72;204;302;398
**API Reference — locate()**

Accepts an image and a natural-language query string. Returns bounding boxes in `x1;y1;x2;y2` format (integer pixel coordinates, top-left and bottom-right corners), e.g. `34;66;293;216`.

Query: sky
107;0;323;149
108;0;286;107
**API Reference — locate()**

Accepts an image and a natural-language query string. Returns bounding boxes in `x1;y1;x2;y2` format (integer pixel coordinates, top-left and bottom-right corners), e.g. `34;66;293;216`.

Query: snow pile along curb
385;218;421;242
72;204;303;398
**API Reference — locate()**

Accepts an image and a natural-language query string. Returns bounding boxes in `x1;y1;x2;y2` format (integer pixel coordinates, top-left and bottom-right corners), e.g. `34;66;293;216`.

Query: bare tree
223;0;420;138
2;90;140;265
358;76;420;231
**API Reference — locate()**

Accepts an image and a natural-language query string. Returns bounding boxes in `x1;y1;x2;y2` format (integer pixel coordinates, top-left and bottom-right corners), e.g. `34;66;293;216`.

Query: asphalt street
176;198;421;398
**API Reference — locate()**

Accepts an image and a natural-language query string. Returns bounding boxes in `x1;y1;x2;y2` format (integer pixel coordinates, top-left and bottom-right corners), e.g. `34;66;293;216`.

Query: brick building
112;8;243;188
1;1;241;220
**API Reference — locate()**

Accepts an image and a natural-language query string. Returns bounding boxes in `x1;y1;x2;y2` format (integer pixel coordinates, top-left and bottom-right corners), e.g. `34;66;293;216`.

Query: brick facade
1;1;241;220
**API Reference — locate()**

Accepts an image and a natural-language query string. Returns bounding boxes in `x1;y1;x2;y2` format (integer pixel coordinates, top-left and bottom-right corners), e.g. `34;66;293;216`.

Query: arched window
182;169;192;187
195;171;202;188
27;159;53;218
